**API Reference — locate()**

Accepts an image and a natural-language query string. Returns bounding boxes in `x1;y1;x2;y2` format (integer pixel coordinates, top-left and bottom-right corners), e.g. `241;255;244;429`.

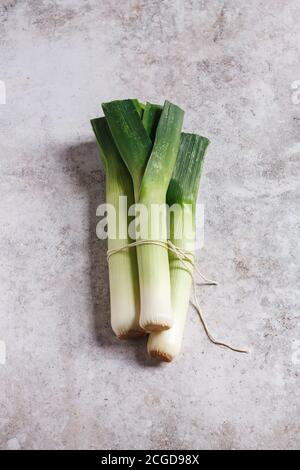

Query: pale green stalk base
147;207;194;359
137;244;173;332
106;176;143;339
136;199;173;332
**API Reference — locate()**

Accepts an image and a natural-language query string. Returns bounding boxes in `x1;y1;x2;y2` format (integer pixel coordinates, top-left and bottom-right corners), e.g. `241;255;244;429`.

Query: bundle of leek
91;98;210;361
102;99;184;332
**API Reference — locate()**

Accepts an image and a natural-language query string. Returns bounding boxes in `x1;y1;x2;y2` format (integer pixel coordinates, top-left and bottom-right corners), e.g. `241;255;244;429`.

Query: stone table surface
0;0;299;450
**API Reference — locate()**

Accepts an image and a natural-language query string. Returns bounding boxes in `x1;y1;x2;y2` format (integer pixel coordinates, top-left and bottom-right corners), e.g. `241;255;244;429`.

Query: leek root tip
142;323;172;333
117;330;146;340
149;349;173;362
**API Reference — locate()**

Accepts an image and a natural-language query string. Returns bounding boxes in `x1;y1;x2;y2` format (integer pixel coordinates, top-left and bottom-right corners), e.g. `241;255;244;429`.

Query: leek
103;100;184;332
91;117;143;339
147;133;209;360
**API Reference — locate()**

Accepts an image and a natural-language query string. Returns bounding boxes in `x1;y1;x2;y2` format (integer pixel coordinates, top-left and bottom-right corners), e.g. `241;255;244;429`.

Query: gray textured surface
0;0;299;450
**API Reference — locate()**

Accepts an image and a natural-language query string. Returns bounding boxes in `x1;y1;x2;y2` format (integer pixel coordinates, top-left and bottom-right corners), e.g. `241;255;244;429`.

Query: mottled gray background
0;0;299;450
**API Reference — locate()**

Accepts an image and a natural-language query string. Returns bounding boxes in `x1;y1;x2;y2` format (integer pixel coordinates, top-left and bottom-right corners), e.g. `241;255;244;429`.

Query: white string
107;239;248;354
